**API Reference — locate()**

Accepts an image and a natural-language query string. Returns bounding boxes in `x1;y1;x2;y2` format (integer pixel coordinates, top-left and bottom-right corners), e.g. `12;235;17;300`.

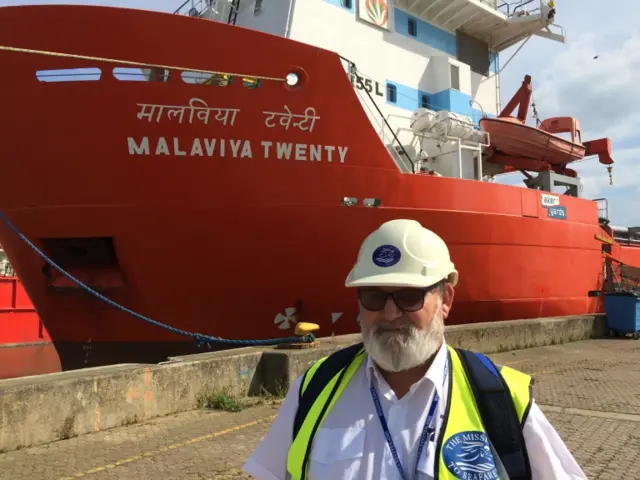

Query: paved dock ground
1;338;640;480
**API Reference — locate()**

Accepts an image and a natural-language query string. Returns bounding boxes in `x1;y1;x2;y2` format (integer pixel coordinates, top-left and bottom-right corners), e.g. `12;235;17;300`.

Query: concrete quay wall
0;314;606;452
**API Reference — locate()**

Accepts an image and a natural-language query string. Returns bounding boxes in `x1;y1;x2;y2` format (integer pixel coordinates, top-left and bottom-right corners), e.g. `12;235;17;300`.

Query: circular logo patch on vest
442;431;498;479
372;245;401;268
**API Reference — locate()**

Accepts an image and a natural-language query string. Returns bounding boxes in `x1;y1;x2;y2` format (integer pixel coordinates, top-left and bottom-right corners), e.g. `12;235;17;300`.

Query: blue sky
497;0;640;228
1;0;638;227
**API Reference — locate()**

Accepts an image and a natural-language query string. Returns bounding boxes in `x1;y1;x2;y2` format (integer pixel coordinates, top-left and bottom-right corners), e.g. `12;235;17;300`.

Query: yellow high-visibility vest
287;344;533;480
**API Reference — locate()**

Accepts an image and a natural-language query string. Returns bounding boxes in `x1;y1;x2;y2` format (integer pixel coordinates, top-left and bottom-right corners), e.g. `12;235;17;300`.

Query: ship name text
135;99;320;133
137;98;239;126
263;106;319;132
127;137;348;163
131;99;344;161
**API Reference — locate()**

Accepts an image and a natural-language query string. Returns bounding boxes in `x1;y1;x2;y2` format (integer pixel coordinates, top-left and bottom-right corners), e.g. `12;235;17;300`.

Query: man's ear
441;283;455;319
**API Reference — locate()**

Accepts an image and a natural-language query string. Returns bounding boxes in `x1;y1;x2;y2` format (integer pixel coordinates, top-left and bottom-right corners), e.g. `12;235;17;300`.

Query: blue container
604;292;640;335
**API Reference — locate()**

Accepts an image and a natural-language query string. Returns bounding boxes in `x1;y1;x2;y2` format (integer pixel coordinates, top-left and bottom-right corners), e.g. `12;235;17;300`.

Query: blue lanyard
369;357;448;480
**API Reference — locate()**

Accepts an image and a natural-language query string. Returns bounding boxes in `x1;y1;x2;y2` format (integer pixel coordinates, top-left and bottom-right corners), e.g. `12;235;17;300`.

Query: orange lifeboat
480;75;614;174
479;115;585;166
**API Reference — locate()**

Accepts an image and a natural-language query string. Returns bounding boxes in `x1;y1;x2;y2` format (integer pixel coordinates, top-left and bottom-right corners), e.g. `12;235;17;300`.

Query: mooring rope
0;45;286;82
0;209;315;347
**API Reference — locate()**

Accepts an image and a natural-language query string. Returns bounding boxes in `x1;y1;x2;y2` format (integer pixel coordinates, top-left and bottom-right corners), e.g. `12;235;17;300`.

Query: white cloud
608;193;640;227
495;14;640;228
532;33;640;144
576;146;640;199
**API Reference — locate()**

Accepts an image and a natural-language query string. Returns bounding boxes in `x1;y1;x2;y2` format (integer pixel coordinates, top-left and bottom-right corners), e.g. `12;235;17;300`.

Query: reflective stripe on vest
499;364;534;425
287;347;367;480
287;345;532;480
434;347;531;479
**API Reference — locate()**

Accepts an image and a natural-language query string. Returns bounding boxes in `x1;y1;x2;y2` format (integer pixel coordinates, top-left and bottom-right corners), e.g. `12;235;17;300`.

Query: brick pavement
1;338;639;479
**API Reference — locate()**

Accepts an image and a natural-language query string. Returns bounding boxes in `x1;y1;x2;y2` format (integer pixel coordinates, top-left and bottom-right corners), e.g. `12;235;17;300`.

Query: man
243;219;586;479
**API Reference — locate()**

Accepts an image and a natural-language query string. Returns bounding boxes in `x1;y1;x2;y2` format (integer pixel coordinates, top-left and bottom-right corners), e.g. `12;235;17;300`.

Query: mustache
371;321;416;333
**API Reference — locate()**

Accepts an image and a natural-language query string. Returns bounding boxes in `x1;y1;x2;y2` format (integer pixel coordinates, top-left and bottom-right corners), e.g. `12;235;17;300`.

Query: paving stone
0;338;638;479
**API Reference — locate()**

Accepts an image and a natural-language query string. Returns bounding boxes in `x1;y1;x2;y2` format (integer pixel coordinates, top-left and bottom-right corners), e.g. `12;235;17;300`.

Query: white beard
359;300;444;373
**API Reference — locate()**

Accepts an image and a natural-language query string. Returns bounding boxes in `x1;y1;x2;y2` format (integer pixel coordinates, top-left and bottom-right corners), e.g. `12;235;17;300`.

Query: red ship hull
0;5;634;370
0;275;57;379
0;275;48;345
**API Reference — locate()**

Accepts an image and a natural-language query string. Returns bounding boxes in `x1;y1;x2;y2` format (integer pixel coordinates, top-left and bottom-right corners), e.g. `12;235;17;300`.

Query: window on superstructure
450;64;460;91
408;18;417;36
254;0;263;15
341;0;352;9
387;83;397;103
421;94;431;109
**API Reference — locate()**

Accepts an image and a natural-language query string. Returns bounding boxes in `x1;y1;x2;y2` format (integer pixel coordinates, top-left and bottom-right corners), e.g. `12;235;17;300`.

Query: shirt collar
365;340;449;401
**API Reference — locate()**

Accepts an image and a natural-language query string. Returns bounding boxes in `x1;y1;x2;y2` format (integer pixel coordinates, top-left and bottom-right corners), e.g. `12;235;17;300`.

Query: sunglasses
357;287;431;312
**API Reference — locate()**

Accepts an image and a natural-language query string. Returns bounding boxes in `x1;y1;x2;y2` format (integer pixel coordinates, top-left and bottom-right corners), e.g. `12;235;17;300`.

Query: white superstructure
175;0;566;180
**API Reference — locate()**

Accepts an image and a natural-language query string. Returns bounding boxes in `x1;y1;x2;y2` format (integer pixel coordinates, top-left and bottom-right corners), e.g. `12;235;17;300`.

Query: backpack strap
455;348;532;480
293;342;364;440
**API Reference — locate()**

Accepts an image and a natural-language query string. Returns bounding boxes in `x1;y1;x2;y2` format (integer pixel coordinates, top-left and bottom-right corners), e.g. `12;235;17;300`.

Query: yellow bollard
276;322;320;350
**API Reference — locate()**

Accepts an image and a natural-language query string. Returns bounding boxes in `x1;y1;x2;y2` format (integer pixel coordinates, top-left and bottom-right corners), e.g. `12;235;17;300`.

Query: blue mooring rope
0;209;315;347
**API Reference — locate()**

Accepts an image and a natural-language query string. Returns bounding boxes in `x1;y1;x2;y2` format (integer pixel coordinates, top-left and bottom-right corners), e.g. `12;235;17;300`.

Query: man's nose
382;295;402;319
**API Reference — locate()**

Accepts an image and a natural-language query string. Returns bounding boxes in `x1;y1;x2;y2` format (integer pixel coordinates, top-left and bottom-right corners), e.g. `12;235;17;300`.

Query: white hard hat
345;219;458;288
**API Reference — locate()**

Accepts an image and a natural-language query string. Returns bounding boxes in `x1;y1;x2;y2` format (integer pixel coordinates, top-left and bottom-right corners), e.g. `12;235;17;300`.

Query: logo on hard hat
372;245;401;268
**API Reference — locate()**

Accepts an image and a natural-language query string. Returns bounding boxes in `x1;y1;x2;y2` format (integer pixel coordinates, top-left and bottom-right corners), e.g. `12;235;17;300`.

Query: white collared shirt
243;341;586;480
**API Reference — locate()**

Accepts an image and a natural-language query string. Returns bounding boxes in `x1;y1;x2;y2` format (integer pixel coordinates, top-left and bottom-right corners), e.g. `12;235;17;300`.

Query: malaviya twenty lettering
131;98;346;161
127;137;348;163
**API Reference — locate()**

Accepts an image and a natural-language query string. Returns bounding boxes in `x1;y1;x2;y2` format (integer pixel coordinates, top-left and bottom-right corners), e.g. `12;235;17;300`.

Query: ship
0;247;43;346
0;0;638;372
0;248;58;379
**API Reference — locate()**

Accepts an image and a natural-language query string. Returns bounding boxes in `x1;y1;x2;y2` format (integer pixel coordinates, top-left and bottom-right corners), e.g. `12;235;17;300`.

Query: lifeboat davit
480;75;614;173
